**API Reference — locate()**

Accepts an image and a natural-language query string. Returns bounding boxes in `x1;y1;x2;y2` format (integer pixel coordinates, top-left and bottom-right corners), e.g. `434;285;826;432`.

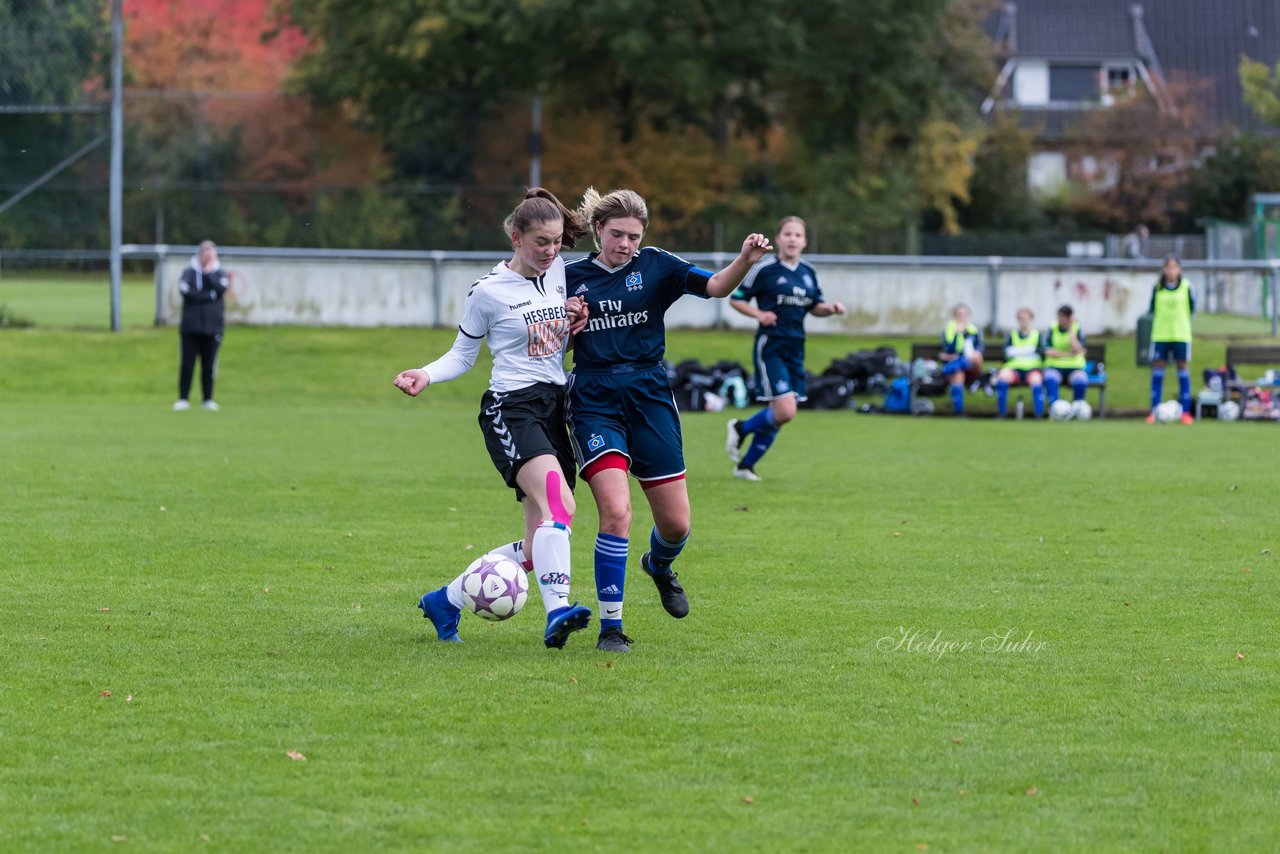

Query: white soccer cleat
173;399;190;411
733;466;761;482
725;418;744;463
202;400;220;411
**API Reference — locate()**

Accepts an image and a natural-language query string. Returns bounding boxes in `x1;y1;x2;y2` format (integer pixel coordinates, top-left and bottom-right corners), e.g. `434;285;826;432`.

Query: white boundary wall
153;248;1275;335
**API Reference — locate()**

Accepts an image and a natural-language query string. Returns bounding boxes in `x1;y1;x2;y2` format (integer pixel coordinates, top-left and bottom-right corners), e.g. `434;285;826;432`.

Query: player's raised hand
740;233;773;264
566;296;590;335
393;369;430;397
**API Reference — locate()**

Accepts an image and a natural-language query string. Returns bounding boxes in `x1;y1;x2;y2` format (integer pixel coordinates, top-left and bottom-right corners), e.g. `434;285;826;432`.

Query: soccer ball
1219;400;1241;421
459;553;528;621
1155;400;1182;423
1049;399;1074;421
1071;400;1093;421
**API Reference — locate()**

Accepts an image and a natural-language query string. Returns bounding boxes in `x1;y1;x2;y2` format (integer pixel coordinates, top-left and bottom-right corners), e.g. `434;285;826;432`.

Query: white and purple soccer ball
460;553;528;621
1071;400;1093;421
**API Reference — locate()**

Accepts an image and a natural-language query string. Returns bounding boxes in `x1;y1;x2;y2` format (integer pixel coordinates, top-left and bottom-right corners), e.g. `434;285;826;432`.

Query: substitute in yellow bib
996;307;1045;418
1147;254;1194;425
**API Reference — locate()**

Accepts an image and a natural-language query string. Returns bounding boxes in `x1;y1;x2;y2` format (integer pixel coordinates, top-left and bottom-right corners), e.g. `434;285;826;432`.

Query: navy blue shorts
1150;341;1190;363
1001;367;1042;384
566;364;685;482
1043;366;1087;384
752;334;807;401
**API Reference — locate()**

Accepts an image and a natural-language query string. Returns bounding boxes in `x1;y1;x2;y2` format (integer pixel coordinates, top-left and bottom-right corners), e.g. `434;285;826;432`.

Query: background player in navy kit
565;187;772;653
394;188;594;649
725;215;846;480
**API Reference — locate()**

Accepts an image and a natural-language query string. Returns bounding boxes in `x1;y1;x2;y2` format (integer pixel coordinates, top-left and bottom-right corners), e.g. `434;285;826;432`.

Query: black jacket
179;259;229;335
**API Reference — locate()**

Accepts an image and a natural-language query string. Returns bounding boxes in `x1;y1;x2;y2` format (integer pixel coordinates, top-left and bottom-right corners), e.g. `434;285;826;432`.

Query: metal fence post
1272;260;1279;338
153;246;167;326
987;256;1002;330
431;250;445;327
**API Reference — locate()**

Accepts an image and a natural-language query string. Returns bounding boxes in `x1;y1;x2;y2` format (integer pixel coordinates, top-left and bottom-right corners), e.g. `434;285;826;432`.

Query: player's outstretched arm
394;369;431;396
705;234;773;298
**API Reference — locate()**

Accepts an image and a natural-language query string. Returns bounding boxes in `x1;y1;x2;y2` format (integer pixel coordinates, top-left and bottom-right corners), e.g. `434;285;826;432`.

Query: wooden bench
905;340;1107;417
1223;345;1280;401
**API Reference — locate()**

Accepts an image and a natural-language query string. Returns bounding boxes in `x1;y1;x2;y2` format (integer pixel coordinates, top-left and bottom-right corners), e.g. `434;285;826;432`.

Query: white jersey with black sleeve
422;257;572;393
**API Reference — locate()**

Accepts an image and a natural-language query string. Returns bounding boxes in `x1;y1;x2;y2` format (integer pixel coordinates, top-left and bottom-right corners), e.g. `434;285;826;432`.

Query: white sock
444;572;466;610
486;539;528;569
531;521;571;613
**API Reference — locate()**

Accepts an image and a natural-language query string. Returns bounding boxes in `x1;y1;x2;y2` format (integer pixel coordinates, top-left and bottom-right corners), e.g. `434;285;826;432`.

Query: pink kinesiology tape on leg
545;470;573;526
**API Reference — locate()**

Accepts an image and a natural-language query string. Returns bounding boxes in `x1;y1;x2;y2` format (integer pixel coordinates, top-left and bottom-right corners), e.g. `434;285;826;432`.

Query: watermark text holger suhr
877;626;1047;661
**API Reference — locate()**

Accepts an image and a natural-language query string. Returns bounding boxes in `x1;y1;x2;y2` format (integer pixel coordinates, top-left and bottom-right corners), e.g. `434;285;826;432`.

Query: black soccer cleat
641;551;689;619
596;626;634;653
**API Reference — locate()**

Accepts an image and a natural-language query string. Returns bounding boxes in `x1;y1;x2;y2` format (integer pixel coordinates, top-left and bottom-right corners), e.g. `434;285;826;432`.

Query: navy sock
1032;384;1044;417
1071;379;1088;402
950;384;965;414
740;426;778;469
1150;368;1165;410
739;407;776;436
1178;370;1191;411
648;526;687;572
996;380;1009;416
594;533;628;630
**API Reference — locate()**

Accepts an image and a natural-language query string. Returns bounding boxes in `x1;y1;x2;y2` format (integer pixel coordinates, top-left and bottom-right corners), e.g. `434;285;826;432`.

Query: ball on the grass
459;553;528;621
1155;400;1182;423
1218;400;1241;421
1049;399;1074;421
1070;400;1093;421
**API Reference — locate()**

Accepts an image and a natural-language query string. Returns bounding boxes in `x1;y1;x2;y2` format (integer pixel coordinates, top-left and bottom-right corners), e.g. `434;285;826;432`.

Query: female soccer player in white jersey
394;188;594;649
564;187;772;652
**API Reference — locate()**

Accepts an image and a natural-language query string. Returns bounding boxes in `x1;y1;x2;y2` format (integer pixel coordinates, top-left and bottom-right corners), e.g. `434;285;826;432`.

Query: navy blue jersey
732;257;823;340
566;247;712;370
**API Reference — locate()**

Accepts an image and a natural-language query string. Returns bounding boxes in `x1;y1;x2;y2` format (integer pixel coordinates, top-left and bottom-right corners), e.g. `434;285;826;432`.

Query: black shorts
478;382;576;501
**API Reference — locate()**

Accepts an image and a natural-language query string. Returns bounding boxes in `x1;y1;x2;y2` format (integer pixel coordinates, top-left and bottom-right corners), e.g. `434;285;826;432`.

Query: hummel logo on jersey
574;284;589;295
600;584;621;596
626;271;643;291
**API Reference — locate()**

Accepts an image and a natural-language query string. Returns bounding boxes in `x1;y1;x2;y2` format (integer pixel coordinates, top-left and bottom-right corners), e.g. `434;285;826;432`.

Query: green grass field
2;280;1279;851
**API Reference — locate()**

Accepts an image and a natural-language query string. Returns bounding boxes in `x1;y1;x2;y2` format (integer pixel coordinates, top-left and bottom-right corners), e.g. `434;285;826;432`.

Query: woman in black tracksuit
175;240;229;411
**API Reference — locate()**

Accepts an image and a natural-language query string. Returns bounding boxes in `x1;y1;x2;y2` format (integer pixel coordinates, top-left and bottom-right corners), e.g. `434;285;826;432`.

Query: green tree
285;0;995;250
961;113;1038;231
1240;56;1280;128
1188;132;1280;221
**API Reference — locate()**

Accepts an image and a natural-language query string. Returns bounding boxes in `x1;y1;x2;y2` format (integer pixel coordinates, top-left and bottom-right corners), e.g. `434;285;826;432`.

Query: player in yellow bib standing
1146;254;1195;425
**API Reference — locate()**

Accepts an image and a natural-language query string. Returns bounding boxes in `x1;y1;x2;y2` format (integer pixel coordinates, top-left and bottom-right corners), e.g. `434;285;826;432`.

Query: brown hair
776;215;807;236
503;187;587;250
578;187;649;250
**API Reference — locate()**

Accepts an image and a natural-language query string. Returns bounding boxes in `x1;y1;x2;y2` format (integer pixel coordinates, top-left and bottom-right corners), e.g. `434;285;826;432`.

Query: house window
1104;65;1134;90
1049;65;1099;102
1014;60;1049;105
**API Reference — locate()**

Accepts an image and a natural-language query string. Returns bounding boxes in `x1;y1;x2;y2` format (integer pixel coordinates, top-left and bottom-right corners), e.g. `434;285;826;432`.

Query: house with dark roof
983;0;1280;191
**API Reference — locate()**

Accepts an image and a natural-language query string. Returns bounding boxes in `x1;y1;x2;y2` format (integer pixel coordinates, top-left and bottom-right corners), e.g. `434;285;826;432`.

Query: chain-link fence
0;0;112;247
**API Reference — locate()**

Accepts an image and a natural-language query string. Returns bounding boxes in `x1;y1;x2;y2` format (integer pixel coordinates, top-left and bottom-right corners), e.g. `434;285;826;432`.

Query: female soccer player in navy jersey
394;188;594;650
726;215;846;480
564;187;773;653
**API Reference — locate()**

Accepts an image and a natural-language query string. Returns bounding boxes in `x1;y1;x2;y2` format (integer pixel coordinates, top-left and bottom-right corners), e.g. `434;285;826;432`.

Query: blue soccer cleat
418;587;462;642
544;603;592;649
